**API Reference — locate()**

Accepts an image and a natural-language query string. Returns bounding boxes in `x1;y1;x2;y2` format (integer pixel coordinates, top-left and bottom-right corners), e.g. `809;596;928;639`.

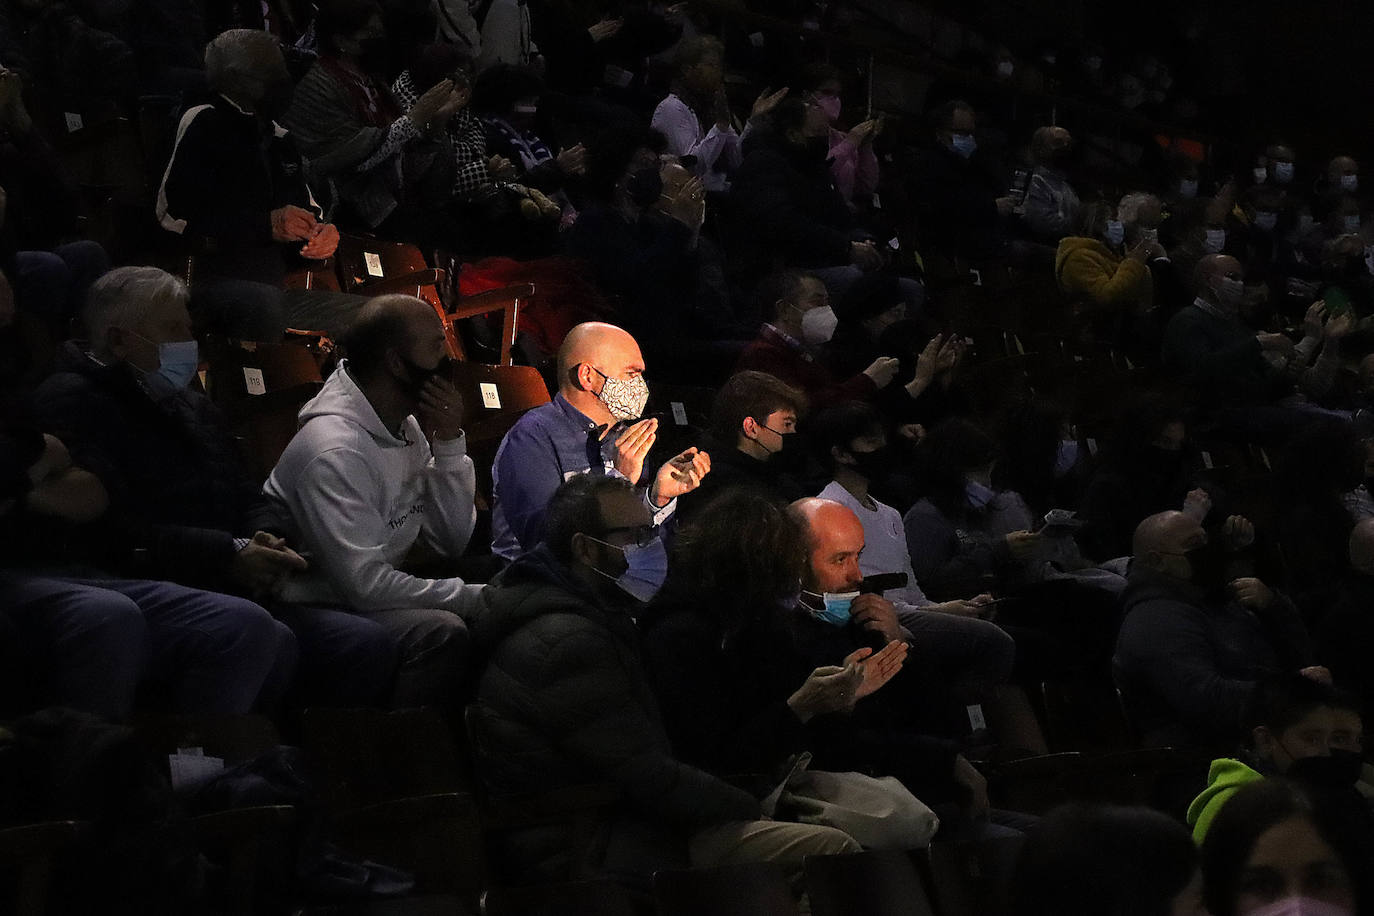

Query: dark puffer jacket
467;544;760;875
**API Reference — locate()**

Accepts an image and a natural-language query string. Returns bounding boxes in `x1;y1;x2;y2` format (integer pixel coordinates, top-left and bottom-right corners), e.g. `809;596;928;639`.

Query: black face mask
259;79;295;121
1186;544;1231;600
848;445;898;481
1289;750;1363;790
401;354;455;400
625;167;663;209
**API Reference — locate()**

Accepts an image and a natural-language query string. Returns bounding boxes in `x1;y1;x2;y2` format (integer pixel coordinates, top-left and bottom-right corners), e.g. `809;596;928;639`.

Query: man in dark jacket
907;100;1013;261
1114;510;1323;750
157;29;365;340
30;266;396;707
467;473;857;881
729;97;890;295
674;370;807;524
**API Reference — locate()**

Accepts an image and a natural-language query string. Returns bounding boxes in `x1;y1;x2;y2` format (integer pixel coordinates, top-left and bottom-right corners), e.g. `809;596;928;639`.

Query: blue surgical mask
135;336;199;397
950;133;977;159
1178;178;1198;199
1254;210;1279;232
589;535;668;603
1272;161;1295;184
1344;214;1362;234
1104;219;1125;246
965;480;995;510
1204;228;1227;253
1054;439;1080;477
1340;174;1359;192
804;590;858;626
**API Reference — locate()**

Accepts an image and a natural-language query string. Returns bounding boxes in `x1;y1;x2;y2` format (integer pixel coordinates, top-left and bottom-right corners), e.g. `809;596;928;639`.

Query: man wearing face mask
469;474;861;881
1162;255;1302;415
28;267;348;712
264;294;478;706
811;403;1015;689
158;29;365;341
785;498;1030;833
736;271;909;409
1188;675;1346;843
675;370;806;525
490;321;710;561
1114;511;1319;749
908;99;1015;260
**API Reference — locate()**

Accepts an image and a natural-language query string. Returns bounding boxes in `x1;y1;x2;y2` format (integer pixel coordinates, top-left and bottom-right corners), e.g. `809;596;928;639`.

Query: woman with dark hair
283;0;468;244
1013;804;1204;916
1202;780;1360;916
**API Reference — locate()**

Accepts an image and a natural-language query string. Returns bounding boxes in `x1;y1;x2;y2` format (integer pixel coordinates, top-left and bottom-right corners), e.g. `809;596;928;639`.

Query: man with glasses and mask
1115;510;1323;750
469;473;859;882
265;294;477;706
490;321;710;561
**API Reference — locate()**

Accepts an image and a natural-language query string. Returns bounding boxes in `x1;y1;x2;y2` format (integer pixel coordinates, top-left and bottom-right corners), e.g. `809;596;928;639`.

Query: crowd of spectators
3;0;1374;911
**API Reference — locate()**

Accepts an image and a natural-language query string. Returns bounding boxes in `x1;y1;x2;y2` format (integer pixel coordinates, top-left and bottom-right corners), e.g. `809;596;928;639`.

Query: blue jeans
0;572;296;720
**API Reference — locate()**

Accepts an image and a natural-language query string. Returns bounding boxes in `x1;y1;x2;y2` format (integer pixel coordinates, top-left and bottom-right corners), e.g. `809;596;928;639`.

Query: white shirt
818;480;931;607
650;93;741;193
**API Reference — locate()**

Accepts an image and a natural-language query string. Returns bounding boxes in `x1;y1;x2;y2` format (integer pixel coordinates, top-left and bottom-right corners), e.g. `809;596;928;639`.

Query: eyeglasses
596;525;659;548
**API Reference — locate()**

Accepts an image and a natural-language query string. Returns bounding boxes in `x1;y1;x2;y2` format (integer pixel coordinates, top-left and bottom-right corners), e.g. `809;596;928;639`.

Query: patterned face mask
591;367;649;421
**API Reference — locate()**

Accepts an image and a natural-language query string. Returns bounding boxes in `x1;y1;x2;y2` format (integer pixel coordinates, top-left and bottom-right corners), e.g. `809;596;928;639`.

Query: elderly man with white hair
29;265;401;708
157;28;366;340
23;265;312;717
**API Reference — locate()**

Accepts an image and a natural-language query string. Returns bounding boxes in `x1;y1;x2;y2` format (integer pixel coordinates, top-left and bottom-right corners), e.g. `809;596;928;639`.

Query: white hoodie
265;360;481;614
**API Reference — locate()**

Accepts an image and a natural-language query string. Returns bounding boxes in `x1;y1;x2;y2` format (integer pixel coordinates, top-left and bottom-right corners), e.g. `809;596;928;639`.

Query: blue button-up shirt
490;393;675;560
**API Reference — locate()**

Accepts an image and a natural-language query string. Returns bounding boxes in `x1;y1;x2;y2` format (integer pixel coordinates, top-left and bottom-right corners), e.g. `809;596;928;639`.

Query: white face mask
1341;173;1359;192
1253;166;1270;184
1212;276;1245;305
1204;228;1227;253
1104;219;1126;247
996;60;1014;77
801;305;839;345
1138;227;1159;244
1254;211;1279;232
1344;214;1362;234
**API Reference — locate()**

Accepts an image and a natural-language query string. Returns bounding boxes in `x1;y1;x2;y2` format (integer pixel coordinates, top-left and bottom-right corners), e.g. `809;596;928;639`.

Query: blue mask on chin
803;589;859;625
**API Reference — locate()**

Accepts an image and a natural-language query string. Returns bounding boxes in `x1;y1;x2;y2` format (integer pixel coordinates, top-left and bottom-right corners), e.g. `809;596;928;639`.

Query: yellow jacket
1054;236;1153;315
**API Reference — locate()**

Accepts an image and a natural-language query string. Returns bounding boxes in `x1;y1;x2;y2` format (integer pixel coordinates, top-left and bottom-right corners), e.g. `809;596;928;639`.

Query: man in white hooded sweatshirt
265;294;479;706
